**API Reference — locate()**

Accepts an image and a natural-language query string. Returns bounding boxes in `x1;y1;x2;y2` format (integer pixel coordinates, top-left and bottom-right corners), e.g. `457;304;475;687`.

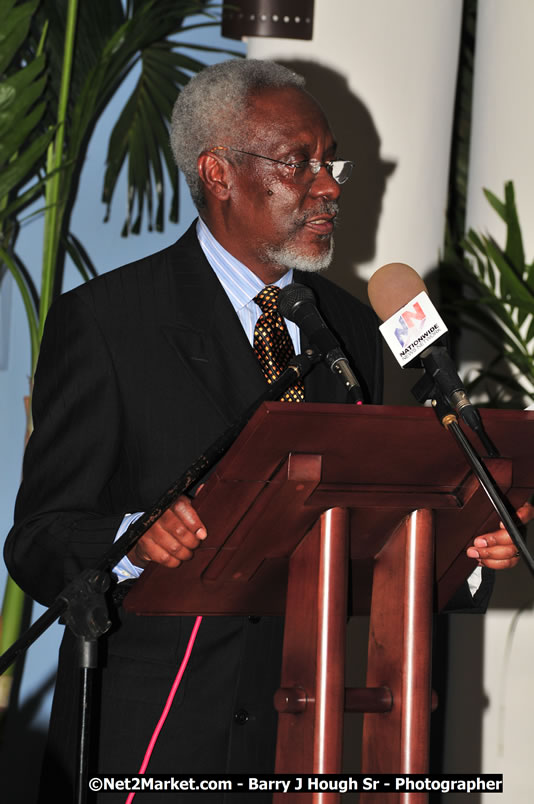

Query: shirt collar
196;217;294;314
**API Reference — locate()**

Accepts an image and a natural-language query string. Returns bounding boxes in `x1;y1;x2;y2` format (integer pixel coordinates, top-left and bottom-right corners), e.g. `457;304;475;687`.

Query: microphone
368;263;491;442
368;263;447;365
277;283;363;404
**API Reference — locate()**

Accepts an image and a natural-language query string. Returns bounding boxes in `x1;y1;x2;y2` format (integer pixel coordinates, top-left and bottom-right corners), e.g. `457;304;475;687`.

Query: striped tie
253;285;305;403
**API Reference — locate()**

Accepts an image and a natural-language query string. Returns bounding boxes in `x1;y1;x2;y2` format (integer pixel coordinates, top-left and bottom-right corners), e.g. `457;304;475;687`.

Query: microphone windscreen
277;283;315;321
368;262;427;322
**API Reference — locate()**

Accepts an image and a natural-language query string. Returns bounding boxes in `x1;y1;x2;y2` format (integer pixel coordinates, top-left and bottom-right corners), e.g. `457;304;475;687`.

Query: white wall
466;0;534;253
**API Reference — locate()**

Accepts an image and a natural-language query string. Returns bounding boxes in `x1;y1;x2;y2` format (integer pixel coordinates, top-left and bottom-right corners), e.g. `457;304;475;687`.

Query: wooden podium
125;403;534;801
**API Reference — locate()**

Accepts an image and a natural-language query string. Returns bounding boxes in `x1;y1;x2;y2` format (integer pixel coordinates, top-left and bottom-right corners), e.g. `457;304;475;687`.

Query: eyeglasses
209;146;353;185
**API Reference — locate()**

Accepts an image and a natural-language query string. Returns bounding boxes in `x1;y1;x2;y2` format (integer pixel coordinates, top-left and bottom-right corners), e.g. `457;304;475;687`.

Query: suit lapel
161;224;268;426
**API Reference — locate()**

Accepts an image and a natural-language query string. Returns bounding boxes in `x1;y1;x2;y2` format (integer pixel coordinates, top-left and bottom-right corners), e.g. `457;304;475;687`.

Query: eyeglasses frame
209;146;353;185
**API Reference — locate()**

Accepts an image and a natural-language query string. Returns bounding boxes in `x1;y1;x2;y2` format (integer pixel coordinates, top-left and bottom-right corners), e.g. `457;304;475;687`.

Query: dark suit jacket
5;223;383;801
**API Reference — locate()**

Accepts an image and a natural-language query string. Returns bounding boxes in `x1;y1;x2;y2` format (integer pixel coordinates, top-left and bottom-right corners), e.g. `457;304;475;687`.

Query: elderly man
4;59;519;801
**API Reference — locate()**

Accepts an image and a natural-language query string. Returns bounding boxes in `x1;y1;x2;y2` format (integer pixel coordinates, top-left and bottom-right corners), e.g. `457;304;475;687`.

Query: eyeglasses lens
292;160;353;185
330;161;353;184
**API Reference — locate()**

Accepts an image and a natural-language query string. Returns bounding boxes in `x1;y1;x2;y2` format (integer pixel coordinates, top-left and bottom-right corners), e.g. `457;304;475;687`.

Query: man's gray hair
170;59;305;208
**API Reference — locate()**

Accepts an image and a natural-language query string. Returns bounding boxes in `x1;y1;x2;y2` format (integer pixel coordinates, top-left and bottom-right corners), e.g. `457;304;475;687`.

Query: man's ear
197;152;231;202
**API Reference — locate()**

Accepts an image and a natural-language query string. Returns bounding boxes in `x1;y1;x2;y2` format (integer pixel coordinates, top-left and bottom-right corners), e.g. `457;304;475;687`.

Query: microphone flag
379;291;447;367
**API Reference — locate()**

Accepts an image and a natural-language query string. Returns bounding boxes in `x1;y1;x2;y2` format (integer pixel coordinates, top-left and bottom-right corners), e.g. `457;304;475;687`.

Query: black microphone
367;262;497;454
277;283;363;404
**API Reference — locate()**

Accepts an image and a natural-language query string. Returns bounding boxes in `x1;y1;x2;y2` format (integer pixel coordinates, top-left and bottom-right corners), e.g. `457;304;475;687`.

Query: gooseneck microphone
368;262;496;452
277;283;363;403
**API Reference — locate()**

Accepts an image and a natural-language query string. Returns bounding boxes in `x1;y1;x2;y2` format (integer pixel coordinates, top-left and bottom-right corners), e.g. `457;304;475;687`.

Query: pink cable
125;615;203;804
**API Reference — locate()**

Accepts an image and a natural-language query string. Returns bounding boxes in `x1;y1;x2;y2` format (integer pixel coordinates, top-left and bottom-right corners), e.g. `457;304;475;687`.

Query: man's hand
466;501;533;570
128;495;207;569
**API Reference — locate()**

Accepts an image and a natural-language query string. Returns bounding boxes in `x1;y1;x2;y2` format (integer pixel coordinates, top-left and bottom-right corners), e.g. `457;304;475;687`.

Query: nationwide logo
394;301;427;347
378;291;448;367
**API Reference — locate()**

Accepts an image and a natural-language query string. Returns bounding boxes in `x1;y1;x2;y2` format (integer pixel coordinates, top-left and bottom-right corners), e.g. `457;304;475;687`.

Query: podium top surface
204;402;533;485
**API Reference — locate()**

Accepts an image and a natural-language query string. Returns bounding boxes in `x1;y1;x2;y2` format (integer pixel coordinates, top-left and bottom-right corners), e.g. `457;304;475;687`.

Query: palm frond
441;182;534;408
0;0;39;73
64;231;99;282
100;8;240;234
0;18;52;213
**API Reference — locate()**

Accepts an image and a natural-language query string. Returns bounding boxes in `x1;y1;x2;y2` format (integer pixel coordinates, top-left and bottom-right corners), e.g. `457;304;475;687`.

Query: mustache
295;201;340;227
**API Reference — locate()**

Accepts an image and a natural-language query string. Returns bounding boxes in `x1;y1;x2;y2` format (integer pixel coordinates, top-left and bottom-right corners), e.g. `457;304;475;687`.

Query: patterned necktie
253;285;305;402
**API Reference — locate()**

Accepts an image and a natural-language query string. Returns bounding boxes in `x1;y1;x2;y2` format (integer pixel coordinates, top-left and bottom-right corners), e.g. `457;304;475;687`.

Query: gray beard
262;237;334;273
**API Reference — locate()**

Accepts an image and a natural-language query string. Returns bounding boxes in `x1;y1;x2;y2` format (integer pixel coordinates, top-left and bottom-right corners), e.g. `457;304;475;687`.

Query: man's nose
308;165;342;200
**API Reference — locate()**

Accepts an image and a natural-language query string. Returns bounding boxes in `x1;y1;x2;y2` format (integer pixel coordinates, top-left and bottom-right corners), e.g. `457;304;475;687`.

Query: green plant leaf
485;237;534;312
0;96;47;166
483;187;506;221
64;231;99;282
0;0;39;74
0;245;39;365
442;182;534;407
0;129;54;199
503;181;525;270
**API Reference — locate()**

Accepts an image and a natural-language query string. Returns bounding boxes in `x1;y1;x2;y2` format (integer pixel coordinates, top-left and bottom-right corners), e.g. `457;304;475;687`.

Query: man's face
221;87;342;282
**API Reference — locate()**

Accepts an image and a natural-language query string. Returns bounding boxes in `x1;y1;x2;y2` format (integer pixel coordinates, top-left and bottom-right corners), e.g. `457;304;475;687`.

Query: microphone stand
424;387;534;577
0;347;320;802
411;366;500;458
